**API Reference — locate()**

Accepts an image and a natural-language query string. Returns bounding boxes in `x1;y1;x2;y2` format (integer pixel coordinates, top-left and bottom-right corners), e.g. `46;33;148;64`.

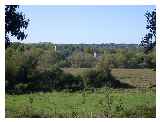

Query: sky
17;5;155;44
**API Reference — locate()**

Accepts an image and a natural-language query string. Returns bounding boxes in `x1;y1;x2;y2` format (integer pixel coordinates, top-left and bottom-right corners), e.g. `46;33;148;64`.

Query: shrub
15;83;28;94
82;54;118;88
82;54;127;89
82;69;117;88
58;73;84;91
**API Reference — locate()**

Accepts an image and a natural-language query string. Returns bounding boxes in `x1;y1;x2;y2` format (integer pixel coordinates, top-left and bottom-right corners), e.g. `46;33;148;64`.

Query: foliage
69;51;96;68
6;89;156;118
5;5;29;48
141;10;156;53
82;56;120;88
6;43;156;93
144;50;156;68
63;68;155;88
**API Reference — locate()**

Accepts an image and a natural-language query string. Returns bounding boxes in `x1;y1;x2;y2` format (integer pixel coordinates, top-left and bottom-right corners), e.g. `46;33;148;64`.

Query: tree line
6;43;155;94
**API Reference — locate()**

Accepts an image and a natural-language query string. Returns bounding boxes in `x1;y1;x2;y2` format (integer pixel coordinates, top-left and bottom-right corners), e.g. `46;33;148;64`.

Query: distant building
93;52;97;58
54;45;56;52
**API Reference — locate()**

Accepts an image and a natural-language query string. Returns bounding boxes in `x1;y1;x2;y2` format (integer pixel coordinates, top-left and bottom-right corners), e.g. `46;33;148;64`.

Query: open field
6;68;156;118
6;88;155;118
63;68;156;88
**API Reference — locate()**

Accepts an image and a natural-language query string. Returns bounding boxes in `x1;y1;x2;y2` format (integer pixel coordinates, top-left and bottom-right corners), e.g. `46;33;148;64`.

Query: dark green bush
58;73;84;91
82;69;119;88
15;83;28;94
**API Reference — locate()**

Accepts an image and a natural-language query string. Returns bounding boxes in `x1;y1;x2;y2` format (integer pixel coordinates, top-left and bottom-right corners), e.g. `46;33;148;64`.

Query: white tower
94;52;97;58
54;45;56;52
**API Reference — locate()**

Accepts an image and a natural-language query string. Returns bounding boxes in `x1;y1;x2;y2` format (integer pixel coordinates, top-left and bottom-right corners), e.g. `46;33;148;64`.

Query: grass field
63;68;156;88
6;68;156;118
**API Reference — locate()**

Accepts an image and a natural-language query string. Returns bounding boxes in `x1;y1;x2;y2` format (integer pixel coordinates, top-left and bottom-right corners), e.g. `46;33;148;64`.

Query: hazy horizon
13;41;140;45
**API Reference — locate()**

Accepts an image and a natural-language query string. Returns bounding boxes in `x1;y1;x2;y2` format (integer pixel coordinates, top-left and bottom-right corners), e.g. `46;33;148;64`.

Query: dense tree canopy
141;10;156;53
5;5;29;48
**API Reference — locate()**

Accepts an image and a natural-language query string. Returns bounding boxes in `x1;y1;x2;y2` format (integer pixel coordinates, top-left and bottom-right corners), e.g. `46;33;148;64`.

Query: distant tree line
7;43;156;69
6;43;155;94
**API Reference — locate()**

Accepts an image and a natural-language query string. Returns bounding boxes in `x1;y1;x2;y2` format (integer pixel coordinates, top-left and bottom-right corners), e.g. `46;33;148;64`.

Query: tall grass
6;88;155;118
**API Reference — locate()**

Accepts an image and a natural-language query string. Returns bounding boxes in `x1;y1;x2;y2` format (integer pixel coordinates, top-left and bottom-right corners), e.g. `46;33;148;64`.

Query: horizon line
13;41;139;45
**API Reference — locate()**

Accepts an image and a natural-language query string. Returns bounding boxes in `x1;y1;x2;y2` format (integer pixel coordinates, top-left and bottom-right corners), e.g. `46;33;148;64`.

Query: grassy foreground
6;88;155;118
6;68;156;118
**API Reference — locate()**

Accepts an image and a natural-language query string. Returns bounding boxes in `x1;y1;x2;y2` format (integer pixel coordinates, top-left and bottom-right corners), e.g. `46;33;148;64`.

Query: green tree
70;51;96;68
69;52;82;68
5;47;25;92
96;54;113;71
144;50;156;68
37;49;61;71
6;48;20;82
5;5;29;48
83;53;96;68
141;10;156;53
84;47;93;54
83;54;120;88
114;49;128;68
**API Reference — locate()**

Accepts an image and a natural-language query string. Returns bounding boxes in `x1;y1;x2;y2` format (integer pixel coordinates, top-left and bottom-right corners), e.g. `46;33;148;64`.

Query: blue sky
18;5;155;44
